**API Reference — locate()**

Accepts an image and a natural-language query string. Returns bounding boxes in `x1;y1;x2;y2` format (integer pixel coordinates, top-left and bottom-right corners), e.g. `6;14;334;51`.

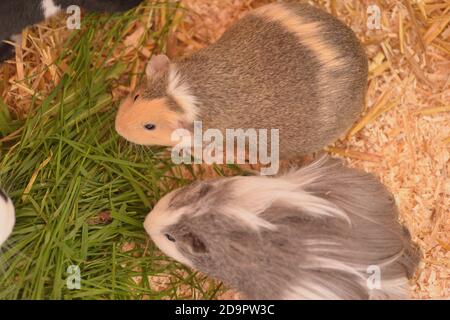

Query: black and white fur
144;157;421;300
0;189;15;247
0;0;143;61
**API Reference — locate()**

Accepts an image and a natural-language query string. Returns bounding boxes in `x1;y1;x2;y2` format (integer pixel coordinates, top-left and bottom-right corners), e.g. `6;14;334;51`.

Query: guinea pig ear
146;54;171;79
173;120;194;132
182;232;208;254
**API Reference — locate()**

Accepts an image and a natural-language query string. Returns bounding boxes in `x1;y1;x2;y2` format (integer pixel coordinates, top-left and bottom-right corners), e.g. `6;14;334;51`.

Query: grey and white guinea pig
144;157;421;300
0;0;144;61
115;2;368;158
0;189;15;247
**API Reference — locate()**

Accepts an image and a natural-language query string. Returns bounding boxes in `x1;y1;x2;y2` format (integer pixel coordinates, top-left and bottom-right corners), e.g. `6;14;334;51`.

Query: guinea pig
115;2;368;159
0;189;15;247
0;0;144;61
144;157;421;300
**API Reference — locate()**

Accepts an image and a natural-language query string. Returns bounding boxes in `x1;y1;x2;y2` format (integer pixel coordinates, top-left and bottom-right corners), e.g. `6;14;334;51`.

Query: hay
0;0;448;299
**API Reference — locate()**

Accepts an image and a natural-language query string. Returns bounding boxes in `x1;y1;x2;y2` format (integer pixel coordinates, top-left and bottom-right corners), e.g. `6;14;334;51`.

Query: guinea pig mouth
114;118;139;144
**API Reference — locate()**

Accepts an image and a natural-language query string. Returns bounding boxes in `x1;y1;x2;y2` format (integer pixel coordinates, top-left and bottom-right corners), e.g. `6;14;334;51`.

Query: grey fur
146;157;421;300
145;2;368;158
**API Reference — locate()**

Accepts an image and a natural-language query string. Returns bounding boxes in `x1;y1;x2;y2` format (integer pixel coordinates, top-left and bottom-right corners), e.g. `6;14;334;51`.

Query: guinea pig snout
143;192;180;238
143;209;165;239
143;213;154;236
114;113;126;137
115;100;134;138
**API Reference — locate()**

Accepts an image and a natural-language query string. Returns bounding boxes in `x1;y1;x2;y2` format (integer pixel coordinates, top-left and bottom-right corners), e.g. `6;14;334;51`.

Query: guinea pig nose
144;124;156;131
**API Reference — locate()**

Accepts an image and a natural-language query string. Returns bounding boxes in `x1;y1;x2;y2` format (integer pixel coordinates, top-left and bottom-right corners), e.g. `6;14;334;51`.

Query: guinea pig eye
133;94;140;102
144;124;156;131
165;234;176;242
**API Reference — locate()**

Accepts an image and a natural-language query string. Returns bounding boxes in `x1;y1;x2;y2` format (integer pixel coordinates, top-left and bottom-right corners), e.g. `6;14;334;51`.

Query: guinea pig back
144;157;421;300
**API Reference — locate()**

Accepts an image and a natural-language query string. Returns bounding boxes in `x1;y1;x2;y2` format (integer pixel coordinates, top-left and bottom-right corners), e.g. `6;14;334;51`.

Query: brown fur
115;2;368;158
115;95;183;146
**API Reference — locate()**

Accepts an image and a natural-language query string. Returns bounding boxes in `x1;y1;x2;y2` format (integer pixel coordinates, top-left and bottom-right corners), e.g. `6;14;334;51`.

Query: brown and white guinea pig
144;157;421;300
115;2;368;158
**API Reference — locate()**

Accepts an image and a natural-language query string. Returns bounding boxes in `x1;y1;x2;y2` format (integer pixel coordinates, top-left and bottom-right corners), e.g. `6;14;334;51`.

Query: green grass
0;3;225;300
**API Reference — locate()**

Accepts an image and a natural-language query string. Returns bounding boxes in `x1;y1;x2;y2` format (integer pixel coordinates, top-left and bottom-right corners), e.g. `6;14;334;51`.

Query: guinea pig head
144;178;282;287
143;181;221;268
115;55;195;146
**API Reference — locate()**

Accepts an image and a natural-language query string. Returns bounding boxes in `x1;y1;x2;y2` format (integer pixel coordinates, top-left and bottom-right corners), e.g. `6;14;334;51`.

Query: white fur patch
0;195;15;246
167;65;199;122
283;277;410;300
282;257;410;299
369;277;410;300
305;257;367;280
10;34;22;44
283;280;344;300
281;156;336;186
168;166;352;232
225;174;351;229
254;3;347;70
281;257;366;300
254;3;354;123
41;0;62;19
144;193;195;267
221;206;278;231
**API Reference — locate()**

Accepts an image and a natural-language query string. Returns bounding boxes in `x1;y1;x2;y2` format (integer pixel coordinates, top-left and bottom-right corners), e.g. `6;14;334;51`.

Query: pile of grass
0;4;223;300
